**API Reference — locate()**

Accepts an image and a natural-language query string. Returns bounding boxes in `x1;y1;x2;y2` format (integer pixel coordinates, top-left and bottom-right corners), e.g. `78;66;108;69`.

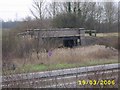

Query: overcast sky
0;0;119;21
0;0;33;21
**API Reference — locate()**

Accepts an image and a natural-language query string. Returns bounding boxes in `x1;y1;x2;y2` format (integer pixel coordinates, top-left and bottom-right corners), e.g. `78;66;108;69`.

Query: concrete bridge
17;28;96;48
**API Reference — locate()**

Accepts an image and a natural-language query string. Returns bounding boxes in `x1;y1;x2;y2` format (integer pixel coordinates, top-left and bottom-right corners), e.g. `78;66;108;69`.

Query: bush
52;13;80;28
97;36;119;50
2;30;17;60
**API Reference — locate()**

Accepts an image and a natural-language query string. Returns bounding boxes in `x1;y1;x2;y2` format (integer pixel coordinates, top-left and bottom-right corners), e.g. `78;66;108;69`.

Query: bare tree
47;2;57;18
118;2;120;31
30;0;47;29
95;2;104;32
30;0;45;20
104;2;116;32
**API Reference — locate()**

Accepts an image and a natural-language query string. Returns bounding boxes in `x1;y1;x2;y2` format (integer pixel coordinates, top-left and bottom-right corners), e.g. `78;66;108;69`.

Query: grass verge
3;58;118;75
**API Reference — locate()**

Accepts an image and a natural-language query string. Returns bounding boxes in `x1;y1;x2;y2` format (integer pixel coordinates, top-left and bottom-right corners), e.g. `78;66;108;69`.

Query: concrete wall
80;30;85;46
33;29;80;38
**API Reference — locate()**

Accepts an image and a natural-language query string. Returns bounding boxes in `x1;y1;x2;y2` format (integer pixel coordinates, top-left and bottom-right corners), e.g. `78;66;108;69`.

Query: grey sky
0;0;119;21
0;0;33;21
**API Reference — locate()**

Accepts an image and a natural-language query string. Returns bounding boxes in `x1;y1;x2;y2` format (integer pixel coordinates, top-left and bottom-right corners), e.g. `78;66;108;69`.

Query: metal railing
2;63;120;82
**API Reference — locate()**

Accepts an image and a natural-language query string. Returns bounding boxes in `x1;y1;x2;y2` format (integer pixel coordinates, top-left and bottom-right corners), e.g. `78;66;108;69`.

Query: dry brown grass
49;45;118;64
97;36;119;50
12;45;118;66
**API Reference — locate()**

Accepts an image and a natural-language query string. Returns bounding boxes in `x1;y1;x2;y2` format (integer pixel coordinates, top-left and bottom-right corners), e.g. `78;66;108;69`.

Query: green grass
20;59;118;72
19;63;77;73
3;59;118;75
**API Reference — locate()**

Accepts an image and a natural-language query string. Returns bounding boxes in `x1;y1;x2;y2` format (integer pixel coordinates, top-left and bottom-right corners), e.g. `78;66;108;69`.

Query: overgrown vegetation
3;45;118;75
2;1;119;75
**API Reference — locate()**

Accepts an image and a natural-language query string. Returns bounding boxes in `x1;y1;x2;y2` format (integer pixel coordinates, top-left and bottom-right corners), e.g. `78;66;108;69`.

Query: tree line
28;1;118;33
2;1;119;32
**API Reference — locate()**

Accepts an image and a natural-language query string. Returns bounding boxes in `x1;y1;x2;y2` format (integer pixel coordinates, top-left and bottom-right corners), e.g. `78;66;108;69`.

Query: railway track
1;63;120;88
